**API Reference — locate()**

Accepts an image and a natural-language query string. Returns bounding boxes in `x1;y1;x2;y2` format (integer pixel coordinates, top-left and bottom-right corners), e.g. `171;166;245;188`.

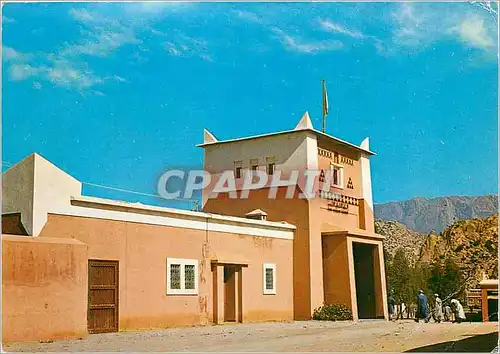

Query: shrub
312;303;353;321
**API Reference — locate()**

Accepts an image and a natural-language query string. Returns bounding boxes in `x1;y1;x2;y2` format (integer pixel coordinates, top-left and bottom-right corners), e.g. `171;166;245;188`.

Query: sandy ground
3;320;498;352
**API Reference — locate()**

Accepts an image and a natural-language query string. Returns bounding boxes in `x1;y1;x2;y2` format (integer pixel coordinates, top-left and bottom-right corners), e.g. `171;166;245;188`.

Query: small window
250;159;259;174
167;258;198;295
330;164;344;188
263;263;276;295
234;161;242;179
266;157;275;175
267;163;275;175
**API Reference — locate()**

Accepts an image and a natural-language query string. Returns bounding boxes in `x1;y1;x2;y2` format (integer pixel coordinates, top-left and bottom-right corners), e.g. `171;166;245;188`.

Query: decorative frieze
327;200;349;213
318;148;354;166
319;190;359;206
318;147;332;159
340;156;354;166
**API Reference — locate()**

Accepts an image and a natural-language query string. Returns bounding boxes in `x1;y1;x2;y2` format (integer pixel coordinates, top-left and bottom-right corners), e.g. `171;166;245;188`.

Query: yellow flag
322;80;329;117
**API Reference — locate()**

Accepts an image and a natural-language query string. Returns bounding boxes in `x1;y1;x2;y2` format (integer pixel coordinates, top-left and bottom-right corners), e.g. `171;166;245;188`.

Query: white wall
32;154;82;236
360;153;373;210
2;153;82;237
2;154;36;235
202;130;317;205
203;131;313;173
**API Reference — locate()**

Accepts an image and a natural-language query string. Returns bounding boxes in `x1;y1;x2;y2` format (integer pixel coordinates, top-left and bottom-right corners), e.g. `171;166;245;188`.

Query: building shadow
405;332;498;352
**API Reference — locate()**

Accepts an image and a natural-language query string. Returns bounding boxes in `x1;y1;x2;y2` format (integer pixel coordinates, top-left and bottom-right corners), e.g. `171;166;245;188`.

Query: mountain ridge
374;194;498;234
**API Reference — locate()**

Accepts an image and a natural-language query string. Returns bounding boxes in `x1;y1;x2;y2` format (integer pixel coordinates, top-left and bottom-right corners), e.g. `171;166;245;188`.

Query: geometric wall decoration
347;177;354;189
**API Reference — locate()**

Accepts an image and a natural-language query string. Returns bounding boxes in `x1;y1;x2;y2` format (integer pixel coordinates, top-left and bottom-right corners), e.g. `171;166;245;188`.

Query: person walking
388;290;396;321
434;294;443;323
415;290;429;323
450;299;466;323
443;302;453;322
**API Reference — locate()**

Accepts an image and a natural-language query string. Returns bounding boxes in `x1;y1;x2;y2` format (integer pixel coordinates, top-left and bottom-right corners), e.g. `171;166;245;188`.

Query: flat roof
196;128;376;156
70;195;296;231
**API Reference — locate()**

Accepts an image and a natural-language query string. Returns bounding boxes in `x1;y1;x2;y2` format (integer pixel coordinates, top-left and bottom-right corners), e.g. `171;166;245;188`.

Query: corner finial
204;129;218;144
294;111;314;130
360;137;370;150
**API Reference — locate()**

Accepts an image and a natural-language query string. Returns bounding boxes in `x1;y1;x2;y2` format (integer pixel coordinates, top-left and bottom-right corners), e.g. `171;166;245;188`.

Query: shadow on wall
405;332;498;353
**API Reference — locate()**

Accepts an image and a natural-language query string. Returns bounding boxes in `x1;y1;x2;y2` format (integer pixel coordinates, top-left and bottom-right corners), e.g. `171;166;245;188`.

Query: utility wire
82;181;200;210
83;182;180;200
3;161;200;210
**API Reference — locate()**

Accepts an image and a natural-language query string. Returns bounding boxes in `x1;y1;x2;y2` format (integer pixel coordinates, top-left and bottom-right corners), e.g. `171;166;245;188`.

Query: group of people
388;290;467;323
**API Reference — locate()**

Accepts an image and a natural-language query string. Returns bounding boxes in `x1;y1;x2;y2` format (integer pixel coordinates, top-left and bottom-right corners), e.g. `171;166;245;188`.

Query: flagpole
322;79;326;133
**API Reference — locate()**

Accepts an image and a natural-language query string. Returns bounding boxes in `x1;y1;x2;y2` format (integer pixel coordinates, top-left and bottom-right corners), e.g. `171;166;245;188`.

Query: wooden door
224;266;236;322
88;260;119;333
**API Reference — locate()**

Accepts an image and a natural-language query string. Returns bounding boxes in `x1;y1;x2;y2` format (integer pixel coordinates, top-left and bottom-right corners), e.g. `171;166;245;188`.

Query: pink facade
2;115;387;343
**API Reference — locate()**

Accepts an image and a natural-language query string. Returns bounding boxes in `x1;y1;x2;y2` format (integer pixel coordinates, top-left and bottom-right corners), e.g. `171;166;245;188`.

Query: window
267;163;275;175
330;163;344;188
263;263;276;295
184;264;196;290
234;161;242;179
266;157;275;175
250;159;259;174
170;264;181;289
166;258;198;295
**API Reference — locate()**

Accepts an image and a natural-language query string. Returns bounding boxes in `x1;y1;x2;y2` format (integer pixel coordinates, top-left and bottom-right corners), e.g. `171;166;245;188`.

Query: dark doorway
353;242;376;319
224;266;236;322
2;213;28;235
88;260;119;333
487;298;498;321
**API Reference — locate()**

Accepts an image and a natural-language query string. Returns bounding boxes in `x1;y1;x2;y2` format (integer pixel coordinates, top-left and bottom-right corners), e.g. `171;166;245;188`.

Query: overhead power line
82;181;200;210
2;161;201;210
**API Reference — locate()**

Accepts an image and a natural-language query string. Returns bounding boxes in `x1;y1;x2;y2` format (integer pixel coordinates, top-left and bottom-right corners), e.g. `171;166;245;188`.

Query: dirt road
3;320;498;352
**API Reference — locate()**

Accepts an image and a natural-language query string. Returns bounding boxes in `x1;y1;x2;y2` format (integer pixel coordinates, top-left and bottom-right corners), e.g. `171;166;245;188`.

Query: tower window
267;163;275;175
330;163;344;188
266;157;276;175
250;159;259;174
234;161;242;179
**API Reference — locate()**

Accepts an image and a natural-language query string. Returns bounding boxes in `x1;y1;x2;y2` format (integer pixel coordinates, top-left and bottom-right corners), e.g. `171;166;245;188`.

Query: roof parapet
204;129;218;144
360;137;370;150
294;111;314;130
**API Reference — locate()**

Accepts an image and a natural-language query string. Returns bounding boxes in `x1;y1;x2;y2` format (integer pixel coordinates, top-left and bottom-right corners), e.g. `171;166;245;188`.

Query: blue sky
2;2;498;207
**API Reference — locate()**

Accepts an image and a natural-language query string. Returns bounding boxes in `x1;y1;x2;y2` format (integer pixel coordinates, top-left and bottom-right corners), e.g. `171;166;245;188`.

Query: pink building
2;113;387;343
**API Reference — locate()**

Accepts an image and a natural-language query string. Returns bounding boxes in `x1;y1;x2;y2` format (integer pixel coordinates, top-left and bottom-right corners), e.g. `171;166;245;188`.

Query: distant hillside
420;215;498;289
378;215;498;290
374;195;498;233
375;220;427;266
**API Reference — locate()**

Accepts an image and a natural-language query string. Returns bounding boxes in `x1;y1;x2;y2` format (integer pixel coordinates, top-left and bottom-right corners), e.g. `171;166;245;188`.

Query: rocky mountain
374;195;498;234
378;215;498;289
419;215;498;289
375;220;427;266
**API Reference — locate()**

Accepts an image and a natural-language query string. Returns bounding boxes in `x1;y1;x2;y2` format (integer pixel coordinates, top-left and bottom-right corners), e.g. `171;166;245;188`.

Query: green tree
427;256;465;303
386;248;412;306
410;261;430;296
